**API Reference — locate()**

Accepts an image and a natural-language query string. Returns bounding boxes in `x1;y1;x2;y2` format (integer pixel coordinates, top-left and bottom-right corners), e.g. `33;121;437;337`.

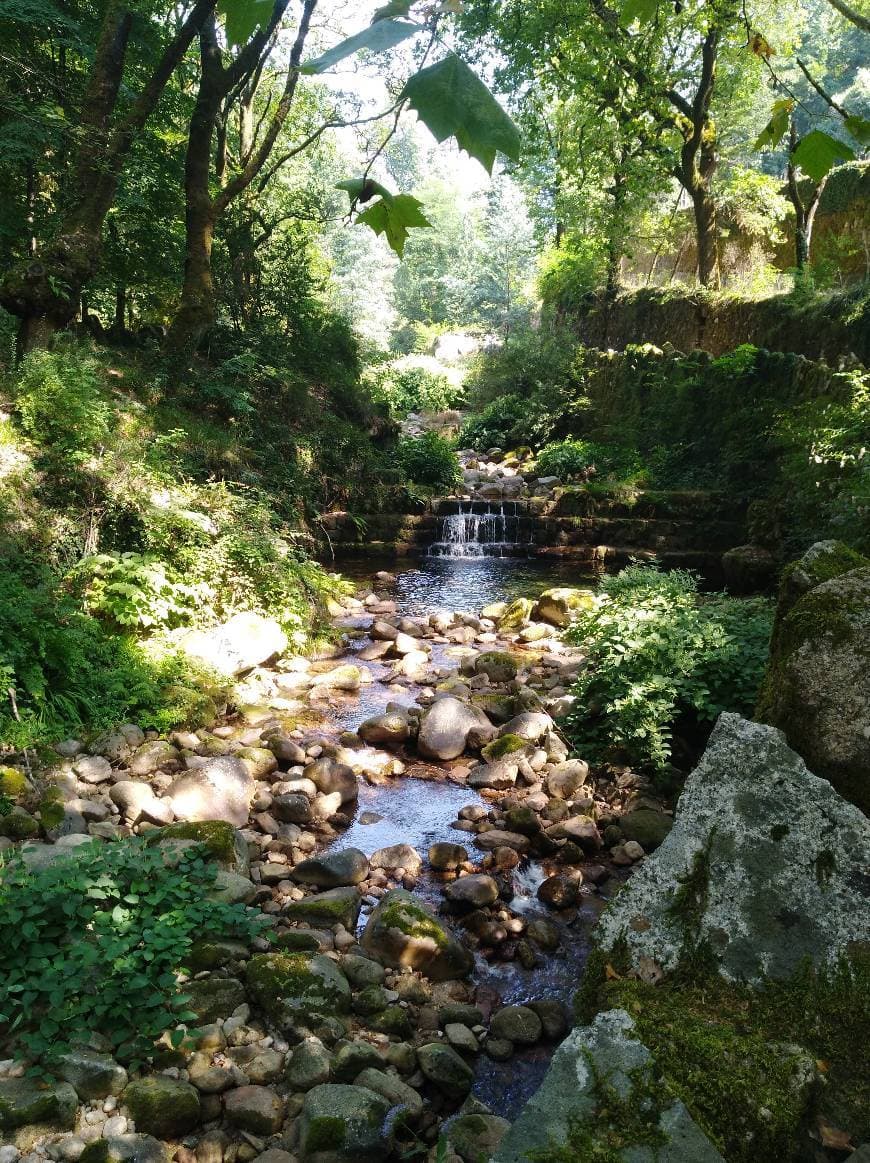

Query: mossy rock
361;888;473;982
299;1083;389;1159
283;886;361;930
619;808;673;851
470;692;519;725
79;1136;167;1163
0;1078;78;1131
183;974;247;1022
498;598;534;631
151;820;248;872
246;951;351;1024
534;587;597;628
475;651;518;683
0;766;29;799
188;937;251;972
122;1076;200;1139
0;807;39;839
482;733;529;762
757;560;870;813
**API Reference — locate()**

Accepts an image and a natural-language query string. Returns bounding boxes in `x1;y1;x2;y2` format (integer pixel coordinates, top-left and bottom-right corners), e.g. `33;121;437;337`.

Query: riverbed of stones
0;574;673;1163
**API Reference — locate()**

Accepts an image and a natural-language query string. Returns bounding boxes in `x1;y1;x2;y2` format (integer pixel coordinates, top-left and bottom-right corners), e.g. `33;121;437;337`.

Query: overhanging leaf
620;0;659;25
402;53;521;172
791;129;855;182
336;177;392;204
301;18;420;74
218;0;273;47
844;115;870;147
356;193;432;256
754;98;794;151
372;0;414;20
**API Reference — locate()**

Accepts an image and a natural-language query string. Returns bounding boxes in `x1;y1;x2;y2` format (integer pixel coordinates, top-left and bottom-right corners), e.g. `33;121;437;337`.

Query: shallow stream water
316;552;613;1119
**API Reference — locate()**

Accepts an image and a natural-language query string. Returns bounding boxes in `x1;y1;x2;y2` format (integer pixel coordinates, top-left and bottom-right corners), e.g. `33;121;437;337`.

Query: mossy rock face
187;937;251;972
283;886;361;930
121;1077;201;1138
475;651;518;683
152;821;249;873
497;598;534;631
246;952;351;1025
0;807;39;839
757;559;870;813
183;974;247;1022
0;766;29;799
361;888;473;981
481;733;528;762
299;1083;389;1159
0;1078;78;1131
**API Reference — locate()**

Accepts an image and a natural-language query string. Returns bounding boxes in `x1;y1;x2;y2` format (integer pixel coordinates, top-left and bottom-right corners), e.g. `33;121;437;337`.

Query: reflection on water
333;553;596;618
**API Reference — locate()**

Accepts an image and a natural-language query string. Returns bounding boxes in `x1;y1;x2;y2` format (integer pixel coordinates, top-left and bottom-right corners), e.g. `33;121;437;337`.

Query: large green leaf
357;193;432;257
301;18;420;74
402;53;521;173
620;0;659;25
218;0;273;47
844;116;870;147
754;98;794;152
336;177;392;203
372;0;414;20
791;129;855;182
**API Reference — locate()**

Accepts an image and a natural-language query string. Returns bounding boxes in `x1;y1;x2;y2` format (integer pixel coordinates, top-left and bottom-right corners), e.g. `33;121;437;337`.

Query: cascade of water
428;501;536;558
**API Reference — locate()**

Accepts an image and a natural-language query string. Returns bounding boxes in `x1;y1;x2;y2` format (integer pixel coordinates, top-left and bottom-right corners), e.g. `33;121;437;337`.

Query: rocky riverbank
1;546;868;1163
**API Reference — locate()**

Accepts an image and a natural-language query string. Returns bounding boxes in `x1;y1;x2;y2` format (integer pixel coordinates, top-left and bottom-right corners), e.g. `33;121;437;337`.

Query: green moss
305;1115;347;1151
246;951;316;1016
0;767;28;798
668;836;713;934
528;1056;670;1163
154;820;238;865
379;897;448;949
481;733;528;761
37;791;64;830
576;953;870;1161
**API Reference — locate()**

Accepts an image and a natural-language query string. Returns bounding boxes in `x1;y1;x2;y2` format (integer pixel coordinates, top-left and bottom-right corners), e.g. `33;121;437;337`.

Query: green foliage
366;362;459;419
563;565;773;769
396;431;461;493
302;17;420;74
74;552;209;630
534;439;641;481
0;837;265;1071
792;130;855;182
538;240;608;311
13;349;113;460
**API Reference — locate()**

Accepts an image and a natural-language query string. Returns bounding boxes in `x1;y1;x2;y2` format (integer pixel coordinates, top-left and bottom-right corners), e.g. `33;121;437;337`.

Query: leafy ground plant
562;564;772;769
0;838;266;1072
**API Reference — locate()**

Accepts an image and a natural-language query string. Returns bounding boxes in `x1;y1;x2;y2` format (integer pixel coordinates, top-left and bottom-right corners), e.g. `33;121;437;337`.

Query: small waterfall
429;501;536;558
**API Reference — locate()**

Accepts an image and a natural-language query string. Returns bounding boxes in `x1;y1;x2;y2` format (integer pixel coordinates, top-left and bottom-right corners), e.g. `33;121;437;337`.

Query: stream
316;550;617;1119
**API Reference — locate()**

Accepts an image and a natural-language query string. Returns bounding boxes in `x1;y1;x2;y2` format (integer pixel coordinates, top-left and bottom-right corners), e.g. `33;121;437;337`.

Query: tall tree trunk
0;0;215;353
692;181;719;288
786;121;828;272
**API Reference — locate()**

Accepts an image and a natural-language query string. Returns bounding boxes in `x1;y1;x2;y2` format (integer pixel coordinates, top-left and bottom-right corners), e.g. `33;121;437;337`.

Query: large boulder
361;888;473;981
534;587;596;627
283;886;362;930
291;848;369;888
122;1077;201;1139
0;1078;78;1131
166;756;254;827
246;952;352;1025
756;542;870;814
596;713;870;984
178;612;287;676
298;1084;389;1160
492;1009;723;1162
417;698;493;760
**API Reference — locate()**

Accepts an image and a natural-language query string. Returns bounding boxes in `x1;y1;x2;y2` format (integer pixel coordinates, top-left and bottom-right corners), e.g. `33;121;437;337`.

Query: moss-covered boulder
534;587;596;628
184;974;247;1022
54;1048;128;1100
492;1010;724;1162
298;1083;389;1160
283;886;361;930
79;1136;168;1163
245;951;351;1025
475;651;518;683
497;598;533;631
619;808;673;851
151;820;250;873
481;733;528;762
0;1078;78;1131
361;888;473;981
756;544;870;813
0;807;39;839
416;1043;474;1099
122;1076;200;1138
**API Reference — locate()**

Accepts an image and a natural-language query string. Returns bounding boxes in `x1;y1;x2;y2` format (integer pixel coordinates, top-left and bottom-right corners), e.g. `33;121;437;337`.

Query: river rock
492;1009;723;1162
285;1037;332;1090
304;757;358;804
418;697;493;760
369;843;423;875
167;756;254;827
223;1086;285;1135
122;1077;200;1139
291;847;369;887
497;598;533;630
298;1084;389;1160
178;612;287;676
353;1068;423;1117
474;830;531;854
284;886;362;930
534;587;596;627
416;1043;474;1098
619;807;673;851
756;545;870;813
445;1111;511;1161
357;712;410;746
596;713;870;983
0;1079;78;1131
428;841;468;870
497;711;554;744
80;1136;168;1163
246;952;352;1023
444;873;499;908
546;759;589;799
317;664;363;691
361;888;473;980
467;759;518;790
475;651;518;682
109;781;173;826
54;1048;128;1100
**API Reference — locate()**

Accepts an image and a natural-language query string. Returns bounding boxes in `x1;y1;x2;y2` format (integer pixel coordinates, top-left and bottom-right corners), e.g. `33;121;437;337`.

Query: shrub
0;838;265;1070
562;564;773;769
74;552;210;630
535;439;643;481
367;363;460;419
13;349;113;459
396;432;462;493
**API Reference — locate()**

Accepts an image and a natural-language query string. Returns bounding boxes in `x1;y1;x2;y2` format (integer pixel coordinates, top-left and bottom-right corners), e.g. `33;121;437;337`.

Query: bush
367;363;460;419
562;564;773;769
396;432;462;493
13;348;113;459
534;439;643;481
0;837;265;1070
74;552;210;630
